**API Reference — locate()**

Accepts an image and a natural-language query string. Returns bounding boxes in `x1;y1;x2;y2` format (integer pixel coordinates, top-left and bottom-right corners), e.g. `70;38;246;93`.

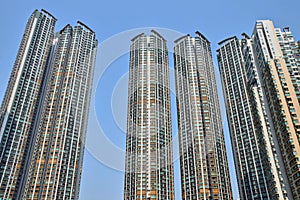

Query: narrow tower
174;32;232;200
124;30;175;200
0;10;56;199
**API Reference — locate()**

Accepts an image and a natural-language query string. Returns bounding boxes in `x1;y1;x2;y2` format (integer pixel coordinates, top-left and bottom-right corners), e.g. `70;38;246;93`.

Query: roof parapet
174;34;190;43
41;9;57;21
59;24;72;34
77;21;95;33
151;30;166;41
218;36;237;46
241;33;250;39
195;31;210;43
131;33;145;42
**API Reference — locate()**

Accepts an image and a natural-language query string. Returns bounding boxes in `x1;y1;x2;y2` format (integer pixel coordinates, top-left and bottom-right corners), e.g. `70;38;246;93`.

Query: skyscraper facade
0;10;97;199
124;30;174;200
174;32;232;200
249;20;300;199
0;10;57;199
218;19;300;199
275;27;300;101
23;22;97;199
218;35;291;199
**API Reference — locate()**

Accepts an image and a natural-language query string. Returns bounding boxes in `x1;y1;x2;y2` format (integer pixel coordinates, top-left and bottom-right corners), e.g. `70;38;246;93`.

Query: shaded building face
124;31;174;200
217;19;300;200
251;20;300;199
23;22;97;199
218;36;290;200
0;10;56;199
0;10;97;200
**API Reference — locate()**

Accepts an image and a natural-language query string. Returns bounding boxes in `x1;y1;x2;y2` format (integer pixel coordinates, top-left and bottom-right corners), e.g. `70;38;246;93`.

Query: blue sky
0;0;300;199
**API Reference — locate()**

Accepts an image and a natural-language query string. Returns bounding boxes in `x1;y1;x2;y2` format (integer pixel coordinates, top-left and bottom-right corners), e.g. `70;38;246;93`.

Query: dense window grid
0;10;97;200
124;31;174;200
218;36;290;200
0;10;57;199
217;20;300;200
174;33;232;200
250;20;300;199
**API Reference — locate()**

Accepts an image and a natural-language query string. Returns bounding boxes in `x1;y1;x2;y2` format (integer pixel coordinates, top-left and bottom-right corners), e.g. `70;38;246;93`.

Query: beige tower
242;20;300;199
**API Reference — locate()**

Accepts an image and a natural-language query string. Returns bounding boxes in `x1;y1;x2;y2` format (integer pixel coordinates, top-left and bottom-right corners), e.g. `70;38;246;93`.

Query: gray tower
23;22;97;199
0;10;97;200
174;32;232;200
0;10;56;199
124;30;175;200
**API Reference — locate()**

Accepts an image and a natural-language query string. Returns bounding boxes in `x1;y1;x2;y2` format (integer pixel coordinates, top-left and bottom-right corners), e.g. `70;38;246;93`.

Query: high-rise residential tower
124;30;174;200
275;27;300;101
174;32;232;200
0;10;97;199
22;22;97;199
218;19;300;199
218;35;291;199
248;20;300;199
0;10;57;199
